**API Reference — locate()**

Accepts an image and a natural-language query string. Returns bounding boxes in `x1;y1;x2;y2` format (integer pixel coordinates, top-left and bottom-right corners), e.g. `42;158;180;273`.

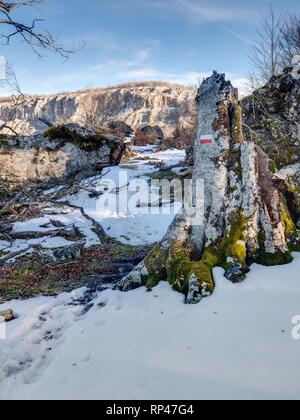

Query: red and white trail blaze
200;135;213;145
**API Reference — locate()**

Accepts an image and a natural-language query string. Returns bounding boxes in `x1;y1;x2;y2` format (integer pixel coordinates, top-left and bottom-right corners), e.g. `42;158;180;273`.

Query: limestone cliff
0;82;196;138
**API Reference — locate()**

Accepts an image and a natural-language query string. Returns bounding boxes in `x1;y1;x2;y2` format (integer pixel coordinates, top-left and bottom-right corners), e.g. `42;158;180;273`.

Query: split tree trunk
118;72;300;303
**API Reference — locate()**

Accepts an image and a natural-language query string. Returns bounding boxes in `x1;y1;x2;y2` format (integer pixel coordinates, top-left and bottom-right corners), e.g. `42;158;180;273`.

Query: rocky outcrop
118;72;300;304
273;163;300;227
0;124;125;184
0;82;196;139
242;56;300;170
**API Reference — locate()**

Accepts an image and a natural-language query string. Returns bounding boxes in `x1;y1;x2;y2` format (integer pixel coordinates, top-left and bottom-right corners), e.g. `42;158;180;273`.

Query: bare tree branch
279;12;300;67
0;0;80;58
248;5;284;89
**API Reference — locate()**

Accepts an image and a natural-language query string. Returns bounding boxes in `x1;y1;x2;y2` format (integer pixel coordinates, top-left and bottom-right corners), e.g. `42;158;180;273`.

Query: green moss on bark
255;250;293;266
144;245;168;288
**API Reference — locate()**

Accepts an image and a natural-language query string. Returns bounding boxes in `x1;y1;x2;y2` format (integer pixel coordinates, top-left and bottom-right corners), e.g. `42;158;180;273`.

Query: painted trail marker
200;135;213;145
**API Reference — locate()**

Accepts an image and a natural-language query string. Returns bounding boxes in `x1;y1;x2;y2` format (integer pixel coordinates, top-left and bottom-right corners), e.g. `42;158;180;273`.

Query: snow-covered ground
1;147;185;262
67;167;182;246
61;147;185;246
1;254;300;400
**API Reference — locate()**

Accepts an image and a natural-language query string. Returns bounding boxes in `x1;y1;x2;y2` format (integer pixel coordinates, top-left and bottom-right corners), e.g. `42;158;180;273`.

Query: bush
133;128;157;146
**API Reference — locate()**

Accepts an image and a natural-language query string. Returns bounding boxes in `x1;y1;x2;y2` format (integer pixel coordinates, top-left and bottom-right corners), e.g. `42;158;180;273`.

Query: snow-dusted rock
40;241;85;263
0;125;125;184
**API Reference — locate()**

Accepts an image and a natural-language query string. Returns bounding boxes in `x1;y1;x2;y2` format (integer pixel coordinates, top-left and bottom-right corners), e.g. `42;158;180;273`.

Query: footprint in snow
94;319;106;327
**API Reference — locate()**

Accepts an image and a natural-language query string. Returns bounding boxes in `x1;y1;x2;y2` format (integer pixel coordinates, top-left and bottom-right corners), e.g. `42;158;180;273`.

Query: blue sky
1;0;300;94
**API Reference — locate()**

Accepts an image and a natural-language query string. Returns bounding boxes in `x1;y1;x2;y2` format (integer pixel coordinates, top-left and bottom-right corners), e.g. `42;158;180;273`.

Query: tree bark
118;72;300;303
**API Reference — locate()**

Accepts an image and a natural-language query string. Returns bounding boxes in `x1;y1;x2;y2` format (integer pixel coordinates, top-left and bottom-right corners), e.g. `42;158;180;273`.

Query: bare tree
279;12;300;67
0;1;81;136
0;0;77;57
80;98;105;133
249;5;284;89
0;63;27;135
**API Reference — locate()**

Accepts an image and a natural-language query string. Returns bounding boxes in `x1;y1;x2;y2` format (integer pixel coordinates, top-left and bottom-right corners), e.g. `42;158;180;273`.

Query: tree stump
118;72;300;303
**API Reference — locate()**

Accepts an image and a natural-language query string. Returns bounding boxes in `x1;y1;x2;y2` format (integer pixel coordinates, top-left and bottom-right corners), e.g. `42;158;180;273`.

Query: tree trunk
118;72;300;303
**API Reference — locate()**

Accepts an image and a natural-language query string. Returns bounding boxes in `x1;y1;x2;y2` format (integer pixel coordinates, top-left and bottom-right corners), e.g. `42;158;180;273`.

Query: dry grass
0;81;194;102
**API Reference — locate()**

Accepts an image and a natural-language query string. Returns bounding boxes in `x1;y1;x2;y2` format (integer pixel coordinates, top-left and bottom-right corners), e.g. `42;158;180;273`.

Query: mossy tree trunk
118;72;300;303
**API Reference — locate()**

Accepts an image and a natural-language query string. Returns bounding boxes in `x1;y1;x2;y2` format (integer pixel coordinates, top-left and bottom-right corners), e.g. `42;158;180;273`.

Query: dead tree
118;72;300;304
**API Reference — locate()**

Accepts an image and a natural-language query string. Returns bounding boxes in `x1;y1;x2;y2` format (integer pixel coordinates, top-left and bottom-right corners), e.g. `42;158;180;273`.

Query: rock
0;83;196;139
273;164;300;223
186;274;202;304
118;261;149;291
108;121;133;136
224;262;249;283
273;164;300;189
0;125;125;184
41;241;85;263
50;219;66;228
141;125;164;142
0;309;14;322
242;60;300;169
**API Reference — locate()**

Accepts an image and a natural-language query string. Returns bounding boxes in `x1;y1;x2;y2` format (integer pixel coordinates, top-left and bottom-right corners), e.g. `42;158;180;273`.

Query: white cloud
123;67;210;86
125;67;249;95
124;68;161;79
170;71;211;86
231;77;250;95
177;0;258;23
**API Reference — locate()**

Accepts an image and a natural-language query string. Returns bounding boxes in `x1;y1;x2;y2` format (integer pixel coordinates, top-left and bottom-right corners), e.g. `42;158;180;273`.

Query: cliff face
242;56;300;170
0;82;196;138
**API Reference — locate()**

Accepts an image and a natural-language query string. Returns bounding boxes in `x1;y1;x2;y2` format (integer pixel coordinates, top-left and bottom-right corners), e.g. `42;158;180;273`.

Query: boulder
41;241;85;263
108;121;134;137
0;125;125;184
0;309;14;322
141;126;164;142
